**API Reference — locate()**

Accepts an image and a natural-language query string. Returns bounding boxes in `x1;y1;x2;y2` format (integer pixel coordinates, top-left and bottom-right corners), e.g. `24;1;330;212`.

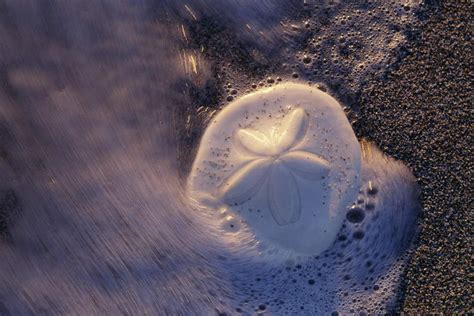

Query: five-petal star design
219;107;331;226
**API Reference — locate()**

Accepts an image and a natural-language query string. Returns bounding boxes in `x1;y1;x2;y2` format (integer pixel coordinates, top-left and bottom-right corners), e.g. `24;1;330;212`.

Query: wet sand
354;2;472;312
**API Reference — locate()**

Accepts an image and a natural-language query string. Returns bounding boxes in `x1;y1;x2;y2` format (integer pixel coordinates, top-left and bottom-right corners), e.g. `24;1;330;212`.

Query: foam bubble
346;206;365;223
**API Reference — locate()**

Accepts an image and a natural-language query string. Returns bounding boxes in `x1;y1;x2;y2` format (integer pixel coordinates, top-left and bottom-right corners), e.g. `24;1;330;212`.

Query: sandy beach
355;2;472;312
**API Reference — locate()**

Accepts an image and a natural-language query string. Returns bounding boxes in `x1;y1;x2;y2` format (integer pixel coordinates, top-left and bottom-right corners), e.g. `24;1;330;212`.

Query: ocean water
0;1;423;314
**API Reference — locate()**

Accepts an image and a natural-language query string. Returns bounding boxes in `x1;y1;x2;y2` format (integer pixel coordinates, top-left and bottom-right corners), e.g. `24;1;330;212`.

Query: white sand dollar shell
220;158;271;205
280;151;331;181
235;129;274;156
188;82;361;255
272;107;309;154
267;160;301;226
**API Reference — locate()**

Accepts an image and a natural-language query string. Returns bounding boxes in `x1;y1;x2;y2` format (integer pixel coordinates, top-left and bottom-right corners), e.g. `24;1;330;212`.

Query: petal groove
280;150;331;180
220;158;271;205
234;129;272;156
272;108;309;154
267;161;301;225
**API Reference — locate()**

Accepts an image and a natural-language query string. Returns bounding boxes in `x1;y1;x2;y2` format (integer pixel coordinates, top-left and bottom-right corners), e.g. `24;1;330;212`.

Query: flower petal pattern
222;107;329;226
235;129;273;156
220;158;271;205
272;108;309;154
267;160;301;225
280;150;331;180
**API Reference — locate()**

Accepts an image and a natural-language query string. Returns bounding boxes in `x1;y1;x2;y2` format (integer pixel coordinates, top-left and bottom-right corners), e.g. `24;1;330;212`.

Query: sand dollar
188;83;361;255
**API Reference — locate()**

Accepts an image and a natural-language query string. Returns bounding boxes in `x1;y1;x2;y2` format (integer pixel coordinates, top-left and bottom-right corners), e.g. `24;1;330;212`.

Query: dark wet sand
354;2;472;313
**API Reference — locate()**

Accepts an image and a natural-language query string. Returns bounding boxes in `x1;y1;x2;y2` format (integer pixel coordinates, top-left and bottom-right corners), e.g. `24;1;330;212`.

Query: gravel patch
353;2;473;313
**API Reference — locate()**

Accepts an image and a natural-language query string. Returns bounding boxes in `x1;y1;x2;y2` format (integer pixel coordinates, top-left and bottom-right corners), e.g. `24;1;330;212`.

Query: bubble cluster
178;0;423;115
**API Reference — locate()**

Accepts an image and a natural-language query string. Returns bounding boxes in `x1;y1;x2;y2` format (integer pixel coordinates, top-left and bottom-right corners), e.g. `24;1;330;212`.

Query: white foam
188;83;361;254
